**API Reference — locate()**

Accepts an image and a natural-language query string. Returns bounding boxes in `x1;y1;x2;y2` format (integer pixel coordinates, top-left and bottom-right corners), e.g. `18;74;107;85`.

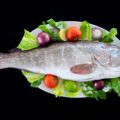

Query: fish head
100;46;120;78
92;43;120;67
110;47;120;67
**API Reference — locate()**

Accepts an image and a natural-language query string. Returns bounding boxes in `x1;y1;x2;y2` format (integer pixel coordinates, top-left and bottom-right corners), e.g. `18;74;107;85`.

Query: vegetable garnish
63;80;78;92
66;26;82;41
39;18;66;41
47;18;66;30
106;78;120;97
93;80;105;90
100;28;118;43
22;71;45;88
111;78;120;96
53;80;64;97
17;29;39;50
39;25;60;40
92;28;103;40
80;21;92;40
58;29;67;41
80;82;107;100
17;18;119;99
37;32;51;46
44;74;59;88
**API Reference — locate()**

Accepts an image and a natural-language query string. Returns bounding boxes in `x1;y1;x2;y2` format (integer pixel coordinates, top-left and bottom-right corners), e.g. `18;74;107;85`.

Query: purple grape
37;32;51;46
93;80;105;90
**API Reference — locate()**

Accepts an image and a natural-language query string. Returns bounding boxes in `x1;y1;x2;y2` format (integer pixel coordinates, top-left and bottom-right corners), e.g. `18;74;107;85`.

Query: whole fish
0;41;120;82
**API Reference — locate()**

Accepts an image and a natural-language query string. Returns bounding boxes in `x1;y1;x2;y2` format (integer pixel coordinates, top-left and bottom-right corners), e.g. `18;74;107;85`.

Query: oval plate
31;21;120;98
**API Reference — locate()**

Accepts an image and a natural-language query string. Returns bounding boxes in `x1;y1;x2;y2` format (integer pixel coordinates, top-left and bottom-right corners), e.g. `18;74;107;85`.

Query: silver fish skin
0;41;120;82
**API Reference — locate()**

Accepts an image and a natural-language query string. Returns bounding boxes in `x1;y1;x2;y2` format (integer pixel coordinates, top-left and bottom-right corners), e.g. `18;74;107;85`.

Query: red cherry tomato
44;74;59;88
66;26;82;41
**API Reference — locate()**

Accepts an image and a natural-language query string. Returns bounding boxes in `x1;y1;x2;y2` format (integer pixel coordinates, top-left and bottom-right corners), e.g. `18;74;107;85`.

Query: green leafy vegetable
31;79;42;88
22;71;44;84
110;78;120;96
47;18;66;29
96;90;107;100
47;19;57;28
39;25;60;40
56;21;66;29
102;30;108;38
17;30;39;50
80;21;92;40
100;28;118;43
53;80;64;97
39;19;66;41
80;82;107;100
109;28;118;38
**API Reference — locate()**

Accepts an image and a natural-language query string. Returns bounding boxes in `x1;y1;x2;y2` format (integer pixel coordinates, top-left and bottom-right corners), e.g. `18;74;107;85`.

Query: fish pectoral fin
70;63;96;74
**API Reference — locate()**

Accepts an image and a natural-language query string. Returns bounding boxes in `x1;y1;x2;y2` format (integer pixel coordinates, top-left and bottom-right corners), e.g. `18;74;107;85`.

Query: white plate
31;21;120;98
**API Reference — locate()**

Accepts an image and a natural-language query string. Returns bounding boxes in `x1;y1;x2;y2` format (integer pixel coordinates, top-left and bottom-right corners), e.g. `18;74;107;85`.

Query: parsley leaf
80;82;107;100
111;78;120;96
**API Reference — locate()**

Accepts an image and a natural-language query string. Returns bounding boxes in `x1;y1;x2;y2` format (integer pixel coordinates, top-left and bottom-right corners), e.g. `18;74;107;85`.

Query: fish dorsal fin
70;63;96;74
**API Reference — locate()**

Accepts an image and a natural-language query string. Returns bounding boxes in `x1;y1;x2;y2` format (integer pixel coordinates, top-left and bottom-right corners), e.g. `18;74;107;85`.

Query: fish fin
8;48;22;53
70;63;96;74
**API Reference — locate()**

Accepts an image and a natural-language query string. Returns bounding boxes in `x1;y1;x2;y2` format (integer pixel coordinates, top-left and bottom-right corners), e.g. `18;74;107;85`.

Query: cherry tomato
66;26;82;41
44;74;59;88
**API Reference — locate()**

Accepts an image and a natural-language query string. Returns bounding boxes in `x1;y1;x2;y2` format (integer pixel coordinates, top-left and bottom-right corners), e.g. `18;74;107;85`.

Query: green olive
63;80;78;92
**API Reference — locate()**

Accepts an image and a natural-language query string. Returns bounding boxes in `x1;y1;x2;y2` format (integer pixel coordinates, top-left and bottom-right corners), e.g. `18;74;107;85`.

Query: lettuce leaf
47;18;66;29
80;21;92;40
22;71;44;84
53;80;64;97
17;29;39;50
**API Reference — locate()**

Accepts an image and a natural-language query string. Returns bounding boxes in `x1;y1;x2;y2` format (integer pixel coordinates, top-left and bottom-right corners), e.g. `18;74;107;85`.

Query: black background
0;0;120;115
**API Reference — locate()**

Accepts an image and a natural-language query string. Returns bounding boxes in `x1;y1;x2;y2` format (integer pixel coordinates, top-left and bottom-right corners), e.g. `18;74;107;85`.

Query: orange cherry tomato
44;74;59;88
66;26;82;41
